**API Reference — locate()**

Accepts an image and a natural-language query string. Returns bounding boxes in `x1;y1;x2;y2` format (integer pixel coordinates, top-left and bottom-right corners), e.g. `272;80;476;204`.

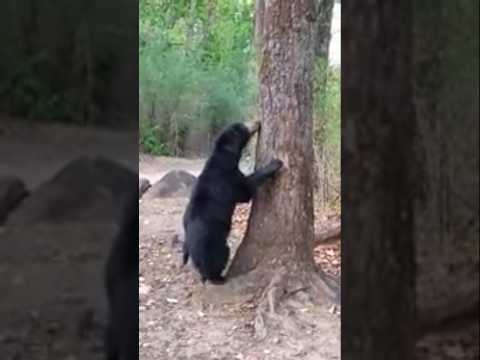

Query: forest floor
0;120;138;359
139;155;342;360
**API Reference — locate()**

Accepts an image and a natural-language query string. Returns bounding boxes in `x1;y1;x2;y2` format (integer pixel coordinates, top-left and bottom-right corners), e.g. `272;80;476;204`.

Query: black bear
104;189;139;360
182;121;282;284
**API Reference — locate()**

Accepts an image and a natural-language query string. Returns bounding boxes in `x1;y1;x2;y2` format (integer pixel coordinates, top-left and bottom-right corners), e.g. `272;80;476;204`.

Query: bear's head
214;121;260;156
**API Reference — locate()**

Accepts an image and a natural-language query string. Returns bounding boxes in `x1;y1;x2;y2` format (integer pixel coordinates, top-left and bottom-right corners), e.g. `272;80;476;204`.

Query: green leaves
139;0;255;155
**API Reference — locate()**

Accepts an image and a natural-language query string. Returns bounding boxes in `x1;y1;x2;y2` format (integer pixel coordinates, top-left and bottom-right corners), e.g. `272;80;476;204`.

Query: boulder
6;156;137;225
144;170;196;199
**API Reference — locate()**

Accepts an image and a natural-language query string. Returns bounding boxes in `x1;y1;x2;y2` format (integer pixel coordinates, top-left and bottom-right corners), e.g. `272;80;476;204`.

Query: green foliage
9;71;67;121
0;0;135;125
139;0;256;155
139;120;171;155
314;59;341;148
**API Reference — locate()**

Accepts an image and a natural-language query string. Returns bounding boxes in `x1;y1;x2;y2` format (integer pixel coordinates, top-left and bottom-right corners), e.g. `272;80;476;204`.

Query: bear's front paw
245;121;261;134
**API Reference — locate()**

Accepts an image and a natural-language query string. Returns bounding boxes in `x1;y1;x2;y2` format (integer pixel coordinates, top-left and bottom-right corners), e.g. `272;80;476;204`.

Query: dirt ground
139;156;341;360
0;120;137;359
138;154;479;360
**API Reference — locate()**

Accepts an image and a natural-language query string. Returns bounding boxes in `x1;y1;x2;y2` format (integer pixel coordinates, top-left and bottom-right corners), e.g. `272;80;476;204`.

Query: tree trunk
228;0;337;304
414;1;479;330
342;1;416;360
186;0;197;50
314;145;326;208
314;0;334;59
204;0;216;38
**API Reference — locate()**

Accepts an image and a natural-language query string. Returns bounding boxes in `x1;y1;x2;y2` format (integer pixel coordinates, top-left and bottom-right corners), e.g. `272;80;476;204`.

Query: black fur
104;190;139;360
182;122;282;284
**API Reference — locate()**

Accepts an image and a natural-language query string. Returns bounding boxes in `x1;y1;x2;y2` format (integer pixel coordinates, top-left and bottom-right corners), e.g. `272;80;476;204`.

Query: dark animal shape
104;189;139;360
182;121;282;284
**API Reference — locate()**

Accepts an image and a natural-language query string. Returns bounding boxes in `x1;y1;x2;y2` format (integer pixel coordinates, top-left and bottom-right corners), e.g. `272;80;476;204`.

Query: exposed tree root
314;224;341;245
254;268;336;339
199;264;340;339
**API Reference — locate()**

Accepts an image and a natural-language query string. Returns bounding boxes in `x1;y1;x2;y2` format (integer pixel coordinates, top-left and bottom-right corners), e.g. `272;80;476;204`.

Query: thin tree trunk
204;0;216;38
186;0;197;50
253;0;264;55
342;1;416;359
322;147;329;203
314;0;334;59
314;145;326;208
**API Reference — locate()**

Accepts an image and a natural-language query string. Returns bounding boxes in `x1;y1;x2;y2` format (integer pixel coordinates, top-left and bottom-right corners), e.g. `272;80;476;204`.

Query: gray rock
144;170;196;199
6;156;137;225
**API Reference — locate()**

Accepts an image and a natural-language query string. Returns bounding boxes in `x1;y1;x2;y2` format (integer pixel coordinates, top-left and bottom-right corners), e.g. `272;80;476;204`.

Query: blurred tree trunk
204;0;216;36
342;1;416;359
229;0;337;303
186;0;197;50
414;1;479;330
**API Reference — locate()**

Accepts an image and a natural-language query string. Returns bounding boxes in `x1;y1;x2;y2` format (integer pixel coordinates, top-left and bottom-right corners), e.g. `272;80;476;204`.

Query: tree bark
228;0;337;303
342;1;416;360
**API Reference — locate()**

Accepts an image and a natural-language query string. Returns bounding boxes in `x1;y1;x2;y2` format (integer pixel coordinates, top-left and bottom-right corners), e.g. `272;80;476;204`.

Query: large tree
341;1;416;359
228;0;338;309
